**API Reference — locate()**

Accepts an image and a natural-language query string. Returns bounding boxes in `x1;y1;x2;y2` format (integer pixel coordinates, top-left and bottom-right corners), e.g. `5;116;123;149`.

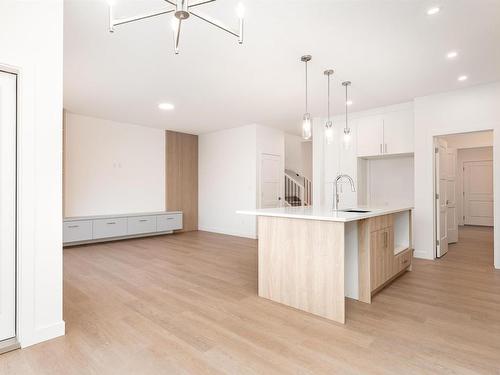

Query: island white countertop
237;205;413;222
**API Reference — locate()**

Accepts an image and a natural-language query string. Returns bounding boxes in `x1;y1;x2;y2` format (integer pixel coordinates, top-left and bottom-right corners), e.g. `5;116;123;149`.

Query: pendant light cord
327;73;331;121
305;61;308;113
345;82;348;132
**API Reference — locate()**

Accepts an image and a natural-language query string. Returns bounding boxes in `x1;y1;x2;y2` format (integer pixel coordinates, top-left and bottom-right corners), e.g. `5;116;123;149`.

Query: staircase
284;171;312;207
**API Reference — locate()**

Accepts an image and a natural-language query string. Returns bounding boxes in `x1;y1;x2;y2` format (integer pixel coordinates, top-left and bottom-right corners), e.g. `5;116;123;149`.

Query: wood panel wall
166;131;198;232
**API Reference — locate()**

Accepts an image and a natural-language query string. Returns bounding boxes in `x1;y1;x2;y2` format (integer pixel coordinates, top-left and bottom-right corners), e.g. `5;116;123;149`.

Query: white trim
198;225;257;240
20;321;65;349
0;65;19;345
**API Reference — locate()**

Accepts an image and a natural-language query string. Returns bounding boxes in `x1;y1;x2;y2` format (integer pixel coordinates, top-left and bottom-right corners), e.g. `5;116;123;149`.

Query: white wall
444;131;494;149
414;82;500;268
301;141;313;181
198;124;284;239
0;0;64;347
64;112;165;217
456;147;493;226
366;156;414;207
285;133;303;174
199;125;258;238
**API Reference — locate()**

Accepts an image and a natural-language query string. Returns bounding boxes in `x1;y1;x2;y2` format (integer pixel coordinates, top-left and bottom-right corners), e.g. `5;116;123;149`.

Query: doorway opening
434;130;494;262
284;134;312;207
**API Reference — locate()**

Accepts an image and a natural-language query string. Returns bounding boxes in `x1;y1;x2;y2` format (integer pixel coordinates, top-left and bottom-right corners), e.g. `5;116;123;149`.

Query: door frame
432;130;496;262
433;138;449;258
0;64;20;354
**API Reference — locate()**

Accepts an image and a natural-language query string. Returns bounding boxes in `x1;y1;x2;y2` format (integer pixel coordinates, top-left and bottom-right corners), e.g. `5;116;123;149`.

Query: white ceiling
64;0;500;135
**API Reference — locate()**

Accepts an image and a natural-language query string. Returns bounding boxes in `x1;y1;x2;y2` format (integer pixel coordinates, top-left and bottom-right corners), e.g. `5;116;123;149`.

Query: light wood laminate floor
1;226;499;374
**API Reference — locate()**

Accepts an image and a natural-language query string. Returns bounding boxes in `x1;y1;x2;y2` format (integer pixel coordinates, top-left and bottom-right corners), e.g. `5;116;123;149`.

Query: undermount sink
341;209;371;213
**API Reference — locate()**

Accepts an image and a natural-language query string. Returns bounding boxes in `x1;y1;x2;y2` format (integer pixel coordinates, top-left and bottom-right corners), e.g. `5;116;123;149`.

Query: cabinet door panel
371;228;395;291
357;115;384;157
370;230;386;290
382;110;414;155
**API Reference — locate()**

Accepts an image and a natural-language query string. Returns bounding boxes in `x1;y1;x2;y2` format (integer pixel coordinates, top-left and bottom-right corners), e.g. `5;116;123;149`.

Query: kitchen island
237;206;413;324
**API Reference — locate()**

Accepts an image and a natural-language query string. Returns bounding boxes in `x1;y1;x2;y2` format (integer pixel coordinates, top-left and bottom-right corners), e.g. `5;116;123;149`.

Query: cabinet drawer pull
68;225;80;228
380;144;382;154
166;217;174;220
107;222;116;225
139;219;148;222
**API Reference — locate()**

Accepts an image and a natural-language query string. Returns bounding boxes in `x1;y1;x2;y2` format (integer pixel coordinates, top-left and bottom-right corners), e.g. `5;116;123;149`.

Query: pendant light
324;69;334;145
301;55;312;140
342;81;352;150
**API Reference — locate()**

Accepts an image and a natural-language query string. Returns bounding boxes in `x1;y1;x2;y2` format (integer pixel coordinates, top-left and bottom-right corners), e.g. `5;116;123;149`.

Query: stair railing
285;173;305;206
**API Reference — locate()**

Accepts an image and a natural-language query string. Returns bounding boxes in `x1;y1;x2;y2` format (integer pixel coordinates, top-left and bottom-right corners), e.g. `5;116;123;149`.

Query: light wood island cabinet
238;206;413;323
358;211;413;303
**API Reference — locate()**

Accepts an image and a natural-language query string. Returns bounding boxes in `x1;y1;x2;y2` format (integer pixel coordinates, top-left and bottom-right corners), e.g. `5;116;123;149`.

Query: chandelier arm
190;11;240;38
163;0;177;6
188;0;217;9
111;7;175;29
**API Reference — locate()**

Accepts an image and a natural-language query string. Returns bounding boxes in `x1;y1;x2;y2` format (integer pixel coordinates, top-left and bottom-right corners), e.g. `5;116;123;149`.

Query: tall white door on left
0;70;17;342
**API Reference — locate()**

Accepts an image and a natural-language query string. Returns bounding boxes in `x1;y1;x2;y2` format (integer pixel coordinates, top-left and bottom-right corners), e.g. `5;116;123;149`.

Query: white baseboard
413;250;434;260
20;320;65;348
198;226;257;239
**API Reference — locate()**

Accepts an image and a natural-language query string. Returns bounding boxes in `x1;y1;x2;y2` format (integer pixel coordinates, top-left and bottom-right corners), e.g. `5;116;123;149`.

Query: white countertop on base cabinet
237;206;413;222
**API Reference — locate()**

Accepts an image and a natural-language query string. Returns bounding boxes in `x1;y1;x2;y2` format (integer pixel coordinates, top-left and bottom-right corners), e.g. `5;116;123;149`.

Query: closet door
0;70;17;342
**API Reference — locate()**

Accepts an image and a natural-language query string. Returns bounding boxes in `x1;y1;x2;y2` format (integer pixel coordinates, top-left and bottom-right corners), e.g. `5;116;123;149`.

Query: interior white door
435;139;449;258
0;70;17;342
446;148;458;243
260;154;282;208
464;161;494;226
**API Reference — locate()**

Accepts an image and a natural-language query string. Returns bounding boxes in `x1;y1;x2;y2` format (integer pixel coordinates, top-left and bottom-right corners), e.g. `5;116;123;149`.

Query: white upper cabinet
356;109;414;158
382;110;414;155
357;115;384;158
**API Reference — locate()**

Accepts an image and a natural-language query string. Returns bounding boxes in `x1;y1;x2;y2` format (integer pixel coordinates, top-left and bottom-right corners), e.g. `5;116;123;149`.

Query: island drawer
369;214;394;232
396;249;412;272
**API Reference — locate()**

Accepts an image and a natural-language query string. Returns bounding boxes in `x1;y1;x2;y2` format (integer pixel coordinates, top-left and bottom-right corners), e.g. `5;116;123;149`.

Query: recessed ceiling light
446;51;458;59
458;75;468;82
427;7;440;15
158;102;174;111
346;100;353;106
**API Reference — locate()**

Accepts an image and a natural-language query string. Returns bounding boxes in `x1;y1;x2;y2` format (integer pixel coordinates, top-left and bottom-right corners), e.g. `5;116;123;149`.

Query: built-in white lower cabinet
357;108;414;158
0;70;17;344
63;211;183;245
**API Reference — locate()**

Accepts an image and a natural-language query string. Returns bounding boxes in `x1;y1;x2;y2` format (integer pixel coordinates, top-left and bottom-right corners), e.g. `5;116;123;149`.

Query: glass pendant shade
343;128;352;150
324;69;334;145
325;120;334;145
302;113;312;140
342;81;352;150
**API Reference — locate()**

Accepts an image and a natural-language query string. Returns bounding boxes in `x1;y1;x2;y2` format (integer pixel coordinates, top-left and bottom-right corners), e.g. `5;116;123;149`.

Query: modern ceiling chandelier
324;69;334;145
108;0;245;54
301;55;312;140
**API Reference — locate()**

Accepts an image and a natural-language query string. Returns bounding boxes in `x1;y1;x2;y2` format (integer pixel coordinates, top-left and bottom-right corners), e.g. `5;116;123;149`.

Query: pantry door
0;69;17;343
